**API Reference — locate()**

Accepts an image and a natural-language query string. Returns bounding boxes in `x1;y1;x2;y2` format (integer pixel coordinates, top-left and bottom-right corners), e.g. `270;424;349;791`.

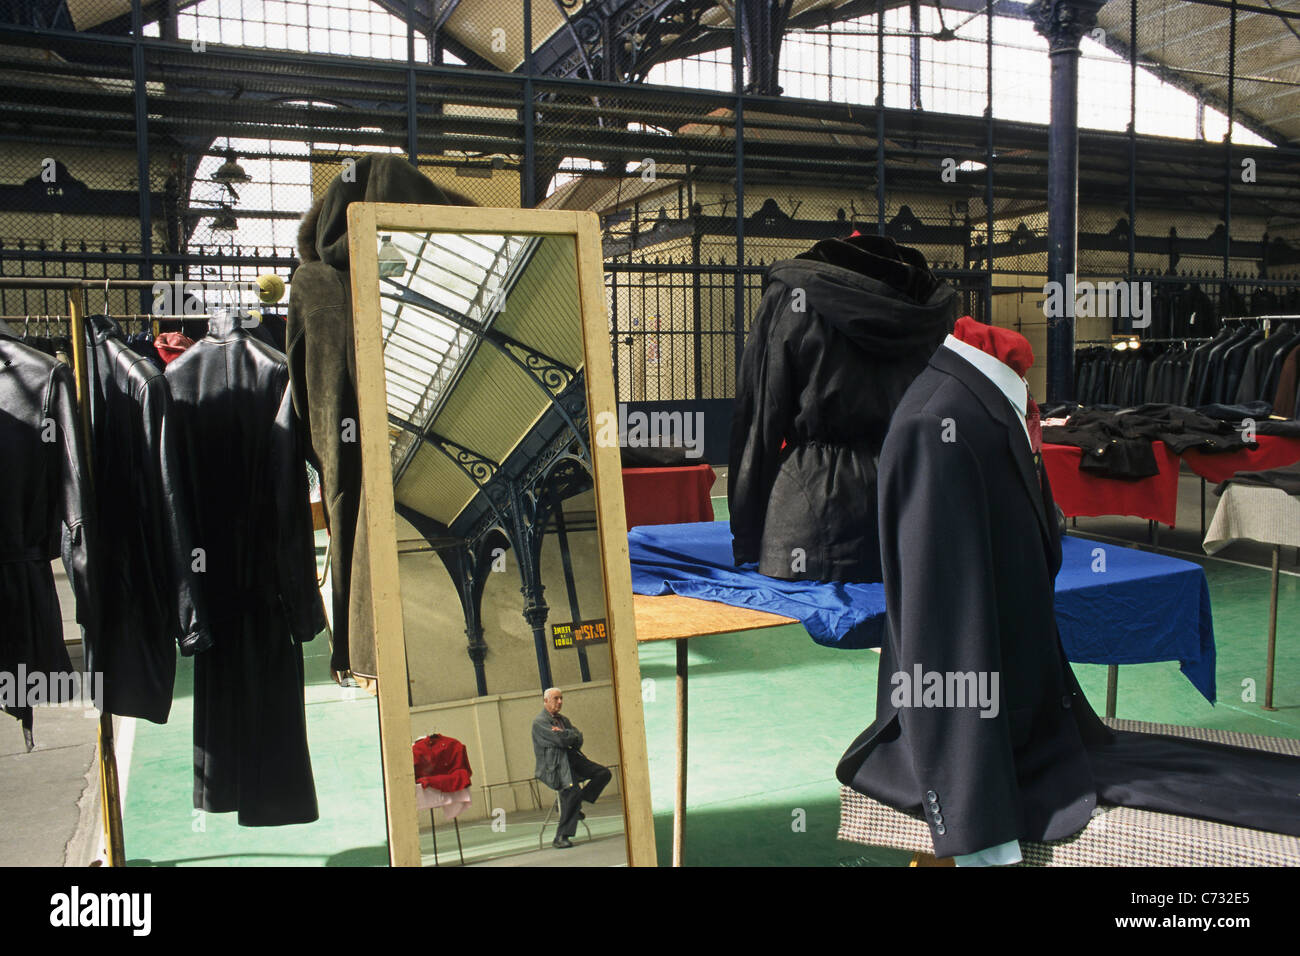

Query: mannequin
729;235;954;583
839;317;1300;863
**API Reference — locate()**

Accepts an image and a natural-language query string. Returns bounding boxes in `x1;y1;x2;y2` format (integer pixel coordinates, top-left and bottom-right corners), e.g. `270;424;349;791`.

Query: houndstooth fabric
837;719;1300;866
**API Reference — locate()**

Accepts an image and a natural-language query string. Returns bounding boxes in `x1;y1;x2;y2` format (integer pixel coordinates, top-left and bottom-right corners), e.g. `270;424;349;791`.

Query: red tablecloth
1180;435;1300;484
622;464;716;529
1042;441;1181;527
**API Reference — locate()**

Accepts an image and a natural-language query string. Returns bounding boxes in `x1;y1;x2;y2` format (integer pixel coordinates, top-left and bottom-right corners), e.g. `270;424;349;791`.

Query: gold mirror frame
346;203;655;867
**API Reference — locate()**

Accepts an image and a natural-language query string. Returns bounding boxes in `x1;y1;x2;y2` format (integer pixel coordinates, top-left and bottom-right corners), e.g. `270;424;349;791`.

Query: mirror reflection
377;228;626;866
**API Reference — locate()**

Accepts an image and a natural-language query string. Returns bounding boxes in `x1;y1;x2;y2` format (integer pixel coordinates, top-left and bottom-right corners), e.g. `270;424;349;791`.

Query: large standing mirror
347;204;654;867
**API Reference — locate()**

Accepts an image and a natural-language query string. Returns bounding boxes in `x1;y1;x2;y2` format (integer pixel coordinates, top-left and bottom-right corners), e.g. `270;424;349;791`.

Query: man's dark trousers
556;753;611;839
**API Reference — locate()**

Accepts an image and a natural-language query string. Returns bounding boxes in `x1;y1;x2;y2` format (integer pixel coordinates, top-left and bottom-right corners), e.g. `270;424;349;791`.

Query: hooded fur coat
287;155;471;678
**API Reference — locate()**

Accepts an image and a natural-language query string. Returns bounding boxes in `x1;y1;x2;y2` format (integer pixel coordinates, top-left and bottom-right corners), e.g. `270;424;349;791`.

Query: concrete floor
3;464;1297;867
421;803;628;867
0;574;102;868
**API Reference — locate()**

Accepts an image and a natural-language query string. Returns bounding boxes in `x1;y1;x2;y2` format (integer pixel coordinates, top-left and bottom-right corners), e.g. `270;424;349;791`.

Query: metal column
522;0;536;208
1029;0;1104;403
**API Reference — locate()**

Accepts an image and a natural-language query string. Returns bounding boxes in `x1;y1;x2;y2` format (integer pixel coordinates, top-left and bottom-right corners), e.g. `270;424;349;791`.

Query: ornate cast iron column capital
522;598;550;629
1027;0;1106;52
465;631;488;666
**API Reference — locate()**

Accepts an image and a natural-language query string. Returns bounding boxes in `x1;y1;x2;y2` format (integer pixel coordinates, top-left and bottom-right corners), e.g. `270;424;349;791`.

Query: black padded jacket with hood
728;235;955;583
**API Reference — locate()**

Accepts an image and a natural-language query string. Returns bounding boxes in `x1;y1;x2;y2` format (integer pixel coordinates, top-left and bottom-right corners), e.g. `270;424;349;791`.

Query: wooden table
633;593;798;866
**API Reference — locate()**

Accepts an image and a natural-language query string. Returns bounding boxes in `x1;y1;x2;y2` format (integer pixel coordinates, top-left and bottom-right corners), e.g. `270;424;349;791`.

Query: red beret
952;315;1034;376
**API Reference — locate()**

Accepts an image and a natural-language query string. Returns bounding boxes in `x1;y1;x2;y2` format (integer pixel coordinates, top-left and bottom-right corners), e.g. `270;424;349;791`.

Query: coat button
1062;694;1072;709
933;813;943;825
936;824;946;835
928;801;940;814
926;790;938;802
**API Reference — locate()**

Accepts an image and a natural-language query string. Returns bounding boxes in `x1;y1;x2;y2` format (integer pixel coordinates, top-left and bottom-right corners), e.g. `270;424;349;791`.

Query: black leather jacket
86;315;211;724
164;315;325;826
163;315;326;644
0;323;98;705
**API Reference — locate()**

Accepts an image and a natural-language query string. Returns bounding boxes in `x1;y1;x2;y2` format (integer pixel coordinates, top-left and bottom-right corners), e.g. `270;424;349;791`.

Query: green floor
121;506;1300;867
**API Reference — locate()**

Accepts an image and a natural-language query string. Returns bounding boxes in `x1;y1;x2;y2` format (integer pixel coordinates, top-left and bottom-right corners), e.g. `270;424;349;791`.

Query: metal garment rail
0;276;176;868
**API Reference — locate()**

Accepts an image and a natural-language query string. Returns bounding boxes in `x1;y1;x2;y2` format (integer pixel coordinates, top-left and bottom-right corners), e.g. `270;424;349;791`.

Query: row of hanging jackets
1184;319;1300;412
1073;346;1154;407
1110;283;1300;340
1074;321;1300;417
0;311;323;827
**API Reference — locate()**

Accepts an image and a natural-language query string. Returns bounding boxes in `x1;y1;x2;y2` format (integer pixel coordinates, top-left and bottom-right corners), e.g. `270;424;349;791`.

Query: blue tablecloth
629;522;1216;703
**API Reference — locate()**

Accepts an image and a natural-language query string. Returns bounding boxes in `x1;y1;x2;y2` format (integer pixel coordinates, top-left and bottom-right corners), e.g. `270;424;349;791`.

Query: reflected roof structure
380;229;533;468
377;231;588;532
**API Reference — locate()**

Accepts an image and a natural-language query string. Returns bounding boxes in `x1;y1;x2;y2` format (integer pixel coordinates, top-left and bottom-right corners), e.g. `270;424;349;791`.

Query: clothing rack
1216;319;1300;327
0;277;170;868
0;277;287;865
1220;315;1300;335
1075;336;1215;347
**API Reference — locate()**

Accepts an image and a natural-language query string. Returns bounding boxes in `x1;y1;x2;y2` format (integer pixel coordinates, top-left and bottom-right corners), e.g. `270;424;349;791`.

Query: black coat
86;316;211;724
164;315;326;826
839;347;1300;855
1041;404;1253;479
0;324;98;730
837;346;1110;857
728;237;953;583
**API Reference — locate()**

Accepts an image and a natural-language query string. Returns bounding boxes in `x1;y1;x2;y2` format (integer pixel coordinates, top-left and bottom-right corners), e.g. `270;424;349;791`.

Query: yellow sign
551;619;609;649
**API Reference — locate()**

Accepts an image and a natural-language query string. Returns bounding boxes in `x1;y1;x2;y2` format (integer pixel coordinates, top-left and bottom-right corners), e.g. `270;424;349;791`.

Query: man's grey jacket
532;710;583;790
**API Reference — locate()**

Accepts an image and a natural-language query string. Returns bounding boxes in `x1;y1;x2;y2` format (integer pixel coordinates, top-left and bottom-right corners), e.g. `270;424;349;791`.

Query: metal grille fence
3;0;1300;407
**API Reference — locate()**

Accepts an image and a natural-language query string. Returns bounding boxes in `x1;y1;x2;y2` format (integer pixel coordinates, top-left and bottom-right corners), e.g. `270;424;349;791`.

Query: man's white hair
543;687;562;700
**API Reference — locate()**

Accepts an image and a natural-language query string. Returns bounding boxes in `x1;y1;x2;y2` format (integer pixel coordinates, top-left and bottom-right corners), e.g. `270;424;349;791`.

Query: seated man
531;687;611;849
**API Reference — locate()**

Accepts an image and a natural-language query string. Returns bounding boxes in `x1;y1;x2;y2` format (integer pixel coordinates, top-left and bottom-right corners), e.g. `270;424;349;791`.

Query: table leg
430;810;438;866
674;637;688;867
1105;665;1118;719
1200;478;1206;539
1265;545;1280;712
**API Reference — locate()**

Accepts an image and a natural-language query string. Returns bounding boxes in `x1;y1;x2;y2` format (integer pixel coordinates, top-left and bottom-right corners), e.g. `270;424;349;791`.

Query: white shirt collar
942;334;1031;446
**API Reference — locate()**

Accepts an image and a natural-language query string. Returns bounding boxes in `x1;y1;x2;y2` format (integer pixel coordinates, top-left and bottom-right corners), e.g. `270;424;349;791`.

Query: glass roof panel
378;230;536;468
